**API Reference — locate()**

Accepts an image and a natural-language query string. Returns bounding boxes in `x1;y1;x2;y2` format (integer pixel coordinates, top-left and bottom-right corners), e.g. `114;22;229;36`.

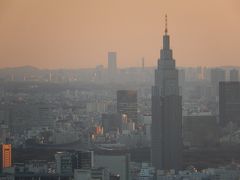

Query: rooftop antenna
165;14;168;34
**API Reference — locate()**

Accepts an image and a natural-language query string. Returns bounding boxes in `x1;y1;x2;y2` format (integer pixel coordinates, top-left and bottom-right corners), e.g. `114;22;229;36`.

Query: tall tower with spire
151;15;182;171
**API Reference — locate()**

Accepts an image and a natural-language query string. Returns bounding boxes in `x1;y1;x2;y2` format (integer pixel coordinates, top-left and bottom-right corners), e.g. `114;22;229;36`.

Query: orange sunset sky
0;0;240;69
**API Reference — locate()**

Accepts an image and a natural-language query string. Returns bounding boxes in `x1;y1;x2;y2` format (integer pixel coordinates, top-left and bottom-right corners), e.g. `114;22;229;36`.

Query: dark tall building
102;113;122;134
229;69;239;81
151;16;182;171
117;90;137;123
219;82;240;126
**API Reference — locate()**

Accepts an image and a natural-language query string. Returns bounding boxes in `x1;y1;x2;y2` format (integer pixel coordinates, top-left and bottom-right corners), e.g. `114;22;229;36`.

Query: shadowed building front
151;15;183;171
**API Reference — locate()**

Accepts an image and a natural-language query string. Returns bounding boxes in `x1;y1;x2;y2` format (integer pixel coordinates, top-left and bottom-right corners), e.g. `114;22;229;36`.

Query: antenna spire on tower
165;14;168;34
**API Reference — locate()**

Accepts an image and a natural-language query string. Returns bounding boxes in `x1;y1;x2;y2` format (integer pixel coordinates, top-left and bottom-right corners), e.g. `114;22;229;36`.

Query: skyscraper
151;15;182;171
117;90;137;123
108;52;117;82
108;52;117;70
0;144;12;171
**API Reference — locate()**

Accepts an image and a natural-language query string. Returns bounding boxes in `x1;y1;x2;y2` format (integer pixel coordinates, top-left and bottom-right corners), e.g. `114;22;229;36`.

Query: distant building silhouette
210;68;226;96
108;52;117;71
117;90;137;123
219;81;240;126
229;69;239;81
151;15;182;171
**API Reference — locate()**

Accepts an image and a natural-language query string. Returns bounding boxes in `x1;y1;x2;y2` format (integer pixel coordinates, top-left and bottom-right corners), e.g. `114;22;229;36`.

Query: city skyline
0;0;240;69
2;1;240;179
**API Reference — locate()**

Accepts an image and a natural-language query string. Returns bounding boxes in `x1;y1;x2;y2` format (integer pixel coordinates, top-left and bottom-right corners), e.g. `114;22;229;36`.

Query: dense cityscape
1;2;240;180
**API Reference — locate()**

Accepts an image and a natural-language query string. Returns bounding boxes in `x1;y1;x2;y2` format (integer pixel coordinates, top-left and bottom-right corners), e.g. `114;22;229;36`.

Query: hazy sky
0;0;240;69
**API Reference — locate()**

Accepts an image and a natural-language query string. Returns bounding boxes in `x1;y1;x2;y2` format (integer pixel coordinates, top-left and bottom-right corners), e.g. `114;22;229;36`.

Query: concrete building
73;151;94;170
55;152;73;175
117;90;138;123
151;15;182;171
0;144;12;173
25;160;48;174
138;163;155;180
219;81;240;126
94;153;130;180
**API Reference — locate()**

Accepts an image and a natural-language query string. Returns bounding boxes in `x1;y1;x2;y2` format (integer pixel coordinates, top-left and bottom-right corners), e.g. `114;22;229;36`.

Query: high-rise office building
229;69;239;81
0;144;12;171
117;90;137;123
219;82;240;126
55;150;94;174
151;15;182;171
73;151;94;170
55;152;73;174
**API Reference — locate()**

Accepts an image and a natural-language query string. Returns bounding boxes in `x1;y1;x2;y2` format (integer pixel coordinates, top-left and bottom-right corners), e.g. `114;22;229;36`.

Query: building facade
0;144;12;172
73;151;94;170
117;90;138;123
